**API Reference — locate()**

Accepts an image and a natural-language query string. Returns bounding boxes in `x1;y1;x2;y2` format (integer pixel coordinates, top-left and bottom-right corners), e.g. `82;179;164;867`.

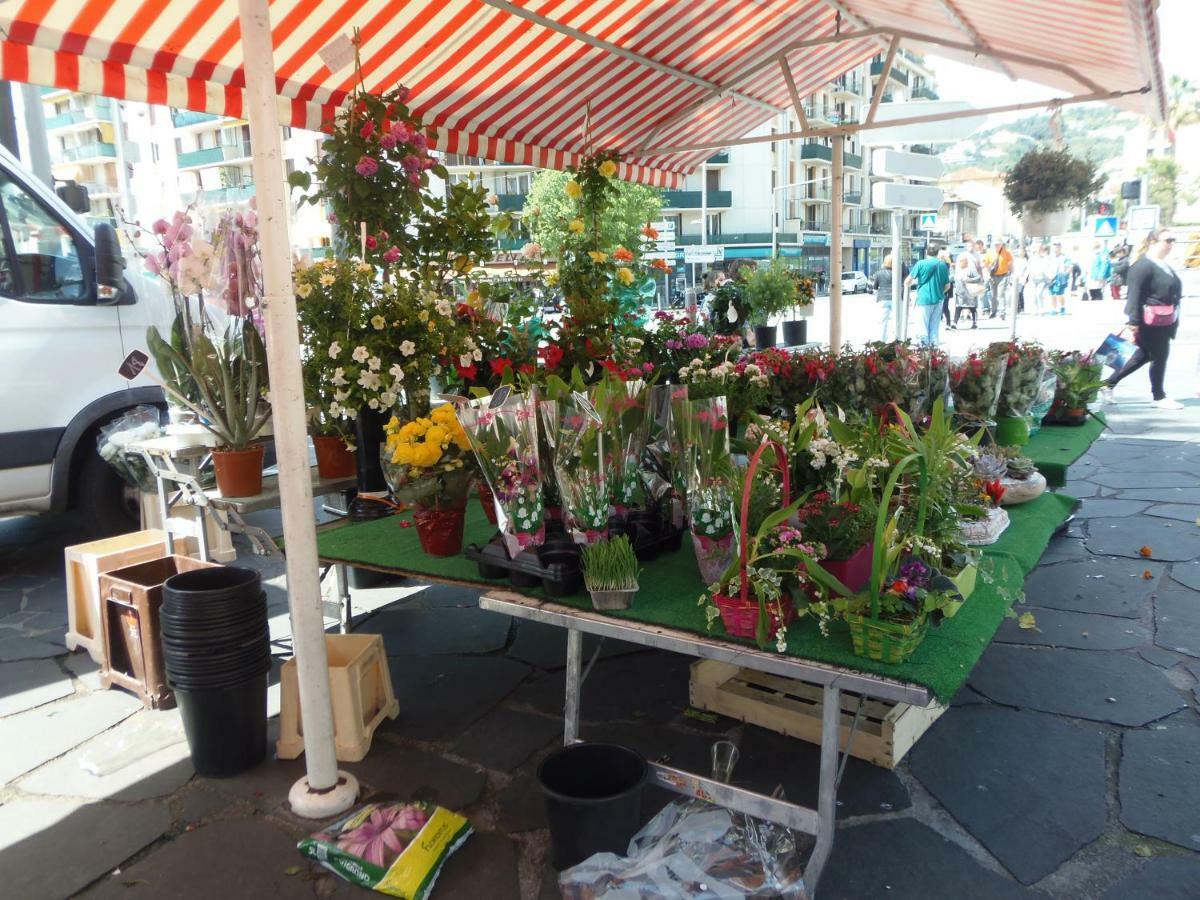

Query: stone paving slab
384;656;531;740
1172;560;1200;592
1088;471;1195;490
969;645;1185;726
1061;479;1102;498
0;632;65;661
361;606;512;656
80;816;310;900
1074;498;1151;519
1116;487;1200;504
1148;504;1200;523
1023;557;1163;618
1154;586;1200;658
452;706;561;773
0;589;20;617
823;818;1033;899
1139;646;1187;668
17;710;193;802
909;705;1107;885
0;690;142;785
345;741;487;811
1099;856;1200;900
996;606;1149;650
1037;536;1093;566
1120;723;1200;851
495;772;547;834
0;657;74;717
0;797;170;900
1086;517;1200;561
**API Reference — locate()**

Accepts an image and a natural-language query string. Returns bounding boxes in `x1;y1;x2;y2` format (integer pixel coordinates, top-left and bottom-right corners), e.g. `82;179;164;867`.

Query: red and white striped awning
1;1;1165;187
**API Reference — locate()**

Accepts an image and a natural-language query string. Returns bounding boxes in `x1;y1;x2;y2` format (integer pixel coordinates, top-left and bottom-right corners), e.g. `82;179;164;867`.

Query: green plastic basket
847;614;930;665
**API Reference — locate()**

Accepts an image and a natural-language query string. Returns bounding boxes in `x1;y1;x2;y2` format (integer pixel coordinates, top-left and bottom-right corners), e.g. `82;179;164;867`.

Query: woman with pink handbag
1102;229;1183;410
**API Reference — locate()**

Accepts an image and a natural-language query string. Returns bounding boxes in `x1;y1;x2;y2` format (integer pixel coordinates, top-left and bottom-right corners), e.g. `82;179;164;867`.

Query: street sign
683;246;724;263
919;212;938;230
871;181;944;211
859;100;986;146
1092;216;1119;238
655;241;676;253
650;220;676;233
1127;205;1160;233
871;149;946;182
644;250;674;261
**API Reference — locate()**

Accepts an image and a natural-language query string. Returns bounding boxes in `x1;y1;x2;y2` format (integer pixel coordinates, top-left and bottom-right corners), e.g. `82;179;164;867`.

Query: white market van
0;145;173;535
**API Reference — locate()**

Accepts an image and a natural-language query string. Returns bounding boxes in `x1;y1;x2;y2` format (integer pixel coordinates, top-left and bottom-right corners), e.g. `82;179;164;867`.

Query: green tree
1139;155;1197;225
522;169;662;259
1166;75;1200;156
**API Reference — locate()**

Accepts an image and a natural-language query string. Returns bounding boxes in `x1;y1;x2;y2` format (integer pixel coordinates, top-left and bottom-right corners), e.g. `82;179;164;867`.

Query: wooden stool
276;634;399;762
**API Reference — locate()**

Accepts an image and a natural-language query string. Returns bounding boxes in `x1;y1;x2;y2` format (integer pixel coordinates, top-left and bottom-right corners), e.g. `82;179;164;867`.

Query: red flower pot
477;480;499;526
212;445;264;497
714;592;795;640
818;542;874;594
312;434;355;479
413;502;467;557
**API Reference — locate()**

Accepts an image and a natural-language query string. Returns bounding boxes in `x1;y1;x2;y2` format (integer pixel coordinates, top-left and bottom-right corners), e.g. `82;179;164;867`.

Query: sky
926;0;1197;121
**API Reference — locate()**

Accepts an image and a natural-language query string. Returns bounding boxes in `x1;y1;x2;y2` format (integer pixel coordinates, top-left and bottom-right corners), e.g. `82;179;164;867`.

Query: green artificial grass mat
1025;414;1106;487
316;490;1077;703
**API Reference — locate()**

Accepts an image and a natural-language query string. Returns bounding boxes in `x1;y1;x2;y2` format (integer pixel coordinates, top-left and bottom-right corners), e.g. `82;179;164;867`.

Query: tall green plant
742;259;797;326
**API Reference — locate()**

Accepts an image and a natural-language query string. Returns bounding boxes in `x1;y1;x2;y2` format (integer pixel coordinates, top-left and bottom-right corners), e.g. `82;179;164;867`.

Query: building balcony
869;224;890;234
911;85;939;101
843;191;863;205
706;151;730;165
172;109;222;128
182;184;257;207
56;142;116;163
44;100;113;131
802;220;832;233
831;77;862;97
441;153;530;169
177;143;252;169
661;189;732;210
495;193;526;212
870;60;909;85
799;143;863;169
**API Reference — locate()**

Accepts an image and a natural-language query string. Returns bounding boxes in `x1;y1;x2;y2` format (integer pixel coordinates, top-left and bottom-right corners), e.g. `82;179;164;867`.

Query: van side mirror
94;222;125;305
55;180;90;214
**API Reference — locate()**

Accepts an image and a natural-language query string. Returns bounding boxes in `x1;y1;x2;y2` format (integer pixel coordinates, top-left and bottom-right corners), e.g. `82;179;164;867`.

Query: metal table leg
804;683;841;892
335;563;351;634
564;628;582;744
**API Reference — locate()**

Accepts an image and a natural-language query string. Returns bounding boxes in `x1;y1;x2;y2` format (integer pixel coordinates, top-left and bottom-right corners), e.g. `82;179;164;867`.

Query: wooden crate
689;660;946;769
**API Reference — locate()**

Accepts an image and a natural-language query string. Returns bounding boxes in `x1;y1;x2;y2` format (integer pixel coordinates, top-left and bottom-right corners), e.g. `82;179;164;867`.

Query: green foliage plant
1003;147;1103;217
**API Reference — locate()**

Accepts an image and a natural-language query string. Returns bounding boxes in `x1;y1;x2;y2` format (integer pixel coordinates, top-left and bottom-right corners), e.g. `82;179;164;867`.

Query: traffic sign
1092;216;1119;238
1127;205;1160;233
871;181;943;211
683;246;724;263
919;213;938;230
871;149;946;182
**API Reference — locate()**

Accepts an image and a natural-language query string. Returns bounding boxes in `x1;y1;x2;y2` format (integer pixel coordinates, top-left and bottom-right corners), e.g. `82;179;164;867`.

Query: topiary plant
1003;148;1103;217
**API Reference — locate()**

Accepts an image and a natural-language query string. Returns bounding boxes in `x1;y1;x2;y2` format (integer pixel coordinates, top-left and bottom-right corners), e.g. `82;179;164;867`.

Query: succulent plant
973;451;1009;482
1007;456;1036;480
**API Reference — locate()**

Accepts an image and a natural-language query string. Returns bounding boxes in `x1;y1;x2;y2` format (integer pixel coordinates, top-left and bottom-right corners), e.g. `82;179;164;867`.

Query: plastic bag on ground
78;710;187;776
97;405;163;491
559;798;807;898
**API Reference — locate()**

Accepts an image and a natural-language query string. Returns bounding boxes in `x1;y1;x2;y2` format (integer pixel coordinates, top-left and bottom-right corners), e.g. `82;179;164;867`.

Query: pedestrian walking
1029;244;1052;314
873;254;895;341
952;253;981;329
938;248;954;328
1011;247;1030;314
1110;247;1130;300
969;240;990;316
984;239;1014;320
1103;228;1184;410
904;245;950;347
1048;242;1070;316
1087;243;1111;301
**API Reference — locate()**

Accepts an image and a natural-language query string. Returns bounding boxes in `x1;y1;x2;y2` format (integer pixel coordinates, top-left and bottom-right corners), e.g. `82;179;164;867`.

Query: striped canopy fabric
2;0;1165;187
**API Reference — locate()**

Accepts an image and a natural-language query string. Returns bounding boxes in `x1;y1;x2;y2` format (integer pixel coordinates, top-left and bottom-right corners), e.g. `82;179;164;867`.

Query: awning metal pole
892;211;904;340
237;0;357;818
830;139;843;349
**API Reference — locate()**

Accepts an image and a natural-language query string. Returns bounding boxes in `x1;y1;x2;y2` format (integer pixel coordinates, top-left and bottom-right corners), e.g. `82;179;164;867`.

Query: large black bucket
538;742;647;870
174;673;268;777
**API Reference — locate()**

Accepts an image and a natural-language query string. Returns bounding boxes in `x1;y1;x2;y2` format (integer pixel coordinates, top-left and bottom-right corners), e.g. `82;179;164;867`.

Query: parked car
0;145;174;535
840;270;870;293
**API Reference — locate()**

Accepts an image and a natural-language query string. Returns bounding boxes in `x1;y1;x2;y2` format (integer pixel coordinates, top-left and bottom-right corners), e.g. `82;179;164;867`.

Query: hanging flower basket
412;502;468;557
846;613;929;664
714;592;796;640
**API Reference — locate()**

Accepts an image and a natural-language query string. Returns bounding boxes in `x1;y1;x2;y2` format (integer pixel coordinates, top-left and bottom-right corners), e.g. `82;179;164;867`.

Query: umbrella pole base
288;770;360;819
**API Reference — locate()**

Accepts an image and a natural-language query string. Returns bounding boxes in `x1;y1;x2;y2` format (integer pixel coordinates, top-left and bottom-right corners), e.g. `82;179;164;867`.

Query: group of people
887;228;1184;410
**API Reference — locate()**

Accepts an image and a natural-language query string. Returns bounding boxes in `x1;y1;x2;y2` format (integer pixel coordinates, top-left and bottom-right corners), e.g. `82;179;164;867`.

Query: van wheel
78;448;141;537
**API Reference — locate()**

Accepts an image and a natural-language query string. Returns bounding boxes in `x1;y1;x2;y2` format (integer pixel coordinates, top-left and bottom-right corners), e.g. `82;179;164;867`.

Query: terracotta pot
477;480;499;526
818;542;874;594
212;445;264;497
312;434;355;479
714;592;795;640
413;502;467;557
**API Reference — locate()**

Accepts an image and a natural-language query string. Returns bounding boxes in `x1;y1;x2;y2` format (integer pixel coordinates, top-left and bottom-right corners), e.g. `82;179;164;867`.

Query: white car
841;270;870;293
0;145;174;535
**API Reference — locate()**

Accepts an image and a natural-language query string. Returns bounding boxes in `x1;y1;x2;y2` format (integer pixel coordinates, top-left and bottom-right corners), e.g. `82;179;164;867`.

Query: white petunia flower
367;356;381;371
400;340;416;356
328;340;342;359
357;370;381;389
331;367;348;386
389;363;405;381
435;298;453;317
352;345;369;363
371;314;386;330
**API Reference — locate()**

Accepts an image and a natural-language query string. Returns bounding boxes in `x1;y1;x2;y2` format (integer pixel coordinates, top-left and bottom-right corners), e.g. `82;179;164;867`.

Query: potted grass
581;535;641;610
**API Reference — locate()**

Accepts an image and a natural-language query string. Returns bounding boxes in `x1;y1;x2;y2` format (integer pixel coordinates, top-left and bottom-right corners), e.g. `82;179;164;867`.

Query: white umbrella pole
237;0;357;818
829;139;844;349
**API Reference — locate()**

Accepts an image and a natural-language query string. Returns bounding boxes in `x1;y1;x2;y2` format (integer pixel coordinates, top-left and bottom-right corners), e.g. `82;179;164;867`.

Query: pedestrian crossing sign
1093;216;1119;238
919;213;938;230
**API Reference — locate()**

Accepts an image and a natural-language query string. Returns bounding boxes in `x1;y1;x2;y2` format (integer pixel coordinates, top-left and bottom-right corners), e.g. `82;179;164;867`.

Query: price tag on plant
118;349;150;380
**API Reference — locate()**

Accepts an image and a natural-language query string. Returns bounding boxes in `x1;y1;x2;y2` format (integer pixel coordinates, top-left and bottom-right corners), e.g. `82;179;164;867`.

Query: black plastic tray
609;509;686;562
464;533;583;597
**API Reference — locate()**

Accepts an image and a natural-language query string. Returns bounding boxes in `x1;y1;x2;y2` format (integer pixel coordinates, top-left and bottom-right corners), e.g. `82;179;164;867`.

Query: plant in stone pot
1003;147;1102;238
581;535;641;610
742;259;796;350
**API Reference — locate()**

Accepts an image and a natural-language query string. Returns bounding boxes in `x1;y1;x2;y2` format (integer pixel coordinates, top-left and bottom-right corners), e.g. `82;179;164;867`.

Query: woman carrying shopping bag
1103;229;1184;410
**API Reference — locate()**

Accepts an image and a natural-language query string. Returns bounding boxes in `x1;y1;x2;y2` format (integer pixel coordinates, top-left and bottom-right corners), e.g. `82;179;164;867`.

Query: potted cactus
581;535;641;611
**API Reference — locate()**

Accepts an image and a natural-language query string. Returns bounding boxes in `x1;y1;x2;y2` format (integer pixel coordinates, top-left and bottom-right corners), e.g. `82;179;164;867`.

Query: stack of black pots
161;566;270;777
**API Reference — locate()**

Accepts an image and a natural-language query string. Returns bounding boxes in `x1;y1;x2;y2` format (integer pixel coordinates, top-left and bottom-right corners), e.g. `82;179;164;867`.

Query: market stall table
1025;415;1107;488
314;490;1077;892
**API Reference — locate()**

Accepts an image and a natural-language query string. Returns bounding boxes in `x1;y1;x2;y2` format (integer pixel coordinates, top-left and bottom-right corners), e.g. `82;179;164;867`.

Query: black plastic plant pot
163;566;262;608
174;673;268;777
754;324;777;350
510;549;545;589
349;407;394;521
538;742;647;870
782;319;807;347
